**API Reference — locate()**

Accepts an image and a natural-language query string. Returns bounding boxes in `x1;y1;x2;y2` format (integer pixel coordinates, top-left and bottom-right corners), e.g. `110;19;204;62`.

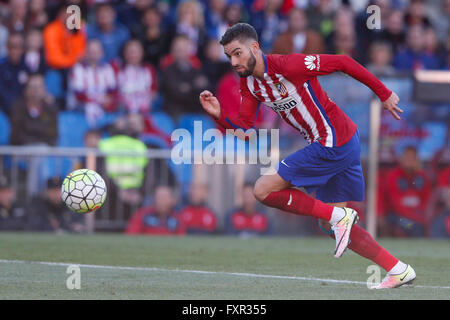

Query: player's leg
318;202;415;288
253;173;348;223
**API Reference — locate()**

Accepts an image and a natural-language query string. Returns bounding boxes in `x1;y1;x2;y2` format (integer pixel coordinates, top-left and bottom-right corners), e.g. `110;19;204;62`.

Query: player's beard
234;50;257;78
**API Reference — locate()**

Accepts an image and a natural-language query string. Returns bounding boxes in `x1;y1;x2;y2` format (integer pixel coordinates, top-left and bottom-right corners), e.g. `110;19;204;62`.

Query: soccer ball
61;169;107;214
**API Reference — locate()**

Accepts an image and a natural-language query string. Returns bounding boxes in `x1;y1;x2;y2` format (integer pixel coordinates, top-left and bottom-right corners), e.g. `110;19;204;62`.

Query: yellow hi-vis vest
98;135;149;190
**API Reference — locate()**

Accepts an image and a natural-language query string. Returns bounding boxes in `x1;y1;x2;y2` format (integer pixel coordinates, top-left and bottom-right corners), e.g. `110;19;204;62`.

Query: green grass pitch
0;232;449;300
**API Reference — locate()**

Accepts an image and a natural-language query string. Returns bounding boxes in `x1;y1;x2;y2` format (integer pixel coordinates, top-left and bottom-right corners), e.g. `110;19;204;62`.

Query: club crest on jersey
305;55;318;70
274;82;289;98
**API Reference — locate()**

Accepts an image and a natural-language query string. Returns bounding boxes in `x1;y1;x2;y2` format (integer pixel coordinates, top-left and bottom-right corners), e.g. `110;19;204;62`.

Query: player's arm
199;89;260;139
285;53;403;120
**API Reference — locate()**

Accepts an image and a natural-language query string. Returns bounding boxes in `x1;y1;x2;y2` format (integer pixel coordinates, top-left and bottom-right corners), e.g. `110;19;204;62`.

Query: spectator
116;0;154;34
85;127;102;146
207;1;243;42
0;21;9;59
423;27;447;69
27;177;85;233
305;0;335;40
393;25;441;71
355;0;393;62
26;0;49;30
24;29;46;74
72;128;103;168
0;32;28;116
251;0;287;52
224;1;244;26
161;35;208;120
0;174;27;231
374;9;406;55
446;32;450;69
366;41;396;76
376;150;397;237
179;182;217;234
385;146;432;237
169;0;208;58
431;0;450;43
225;183;271;236
205;0;227;39
10;74;58;146
9;73;58;195
87;3;130;64
98;114;149;208
326;7;361;60
125;185;185;235
333;25;359;60
404;0;431;29
116;38;171;147
272;7;325;55
69;39;117;126
430;169;450;238
3;0;27;33
43;3;86;69
430;188;450;238
201;38;230;93
139;6;170;67
116;39;158;114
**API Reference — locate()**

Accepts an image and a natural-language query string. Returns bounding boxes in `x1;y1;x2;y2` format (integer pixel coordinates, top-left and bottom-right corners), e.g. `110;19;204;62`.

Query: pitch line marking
0;259;449;290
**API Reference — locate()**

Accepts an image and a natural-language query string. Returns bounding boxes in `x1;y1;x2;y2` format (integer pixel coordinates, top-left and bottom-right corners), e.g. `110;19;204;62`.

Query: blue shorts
277;130;365;203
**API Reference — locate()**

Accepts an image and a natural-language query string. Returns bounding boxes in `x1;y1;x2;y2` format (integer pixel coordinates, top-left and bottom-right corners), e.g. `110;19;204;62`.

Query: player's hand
382;92;403;120
199;90;221;119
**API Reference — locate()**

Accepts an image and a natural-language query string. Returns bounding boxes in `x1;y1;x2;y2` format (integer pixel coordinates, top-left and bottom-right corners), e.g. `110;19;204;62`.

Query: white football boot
371;264;416;289
331;207;359;258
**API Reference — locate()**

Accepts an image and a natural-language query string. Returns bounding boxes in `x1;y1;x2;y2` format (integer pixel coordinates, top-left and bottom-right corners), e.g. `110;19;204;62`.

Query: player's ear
250;40;260;55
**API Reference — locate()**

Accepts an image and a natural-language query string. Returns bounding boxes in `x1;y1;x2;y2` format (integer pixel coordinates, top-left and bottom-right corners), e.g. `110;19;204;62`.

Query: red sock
348;225;398;271
326;224;398;272
262;188;334;221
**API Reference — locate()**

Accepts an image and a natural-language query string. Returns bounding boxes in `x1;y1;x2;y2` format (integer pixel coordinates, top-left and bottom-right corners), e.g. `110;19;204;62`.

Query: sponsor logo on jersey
305;55;319;71
269;97;298;112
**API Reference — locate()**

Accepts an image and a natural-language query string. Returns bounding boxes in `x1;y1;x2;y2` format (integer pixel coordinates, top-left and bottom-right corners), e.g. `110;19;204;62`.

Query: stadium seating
45;70;65;99
0;110;9;145
172;113;217;194
45;111;91;180
57;111;90;147
178;113;217;136
140;112;175;148
152;111;176;136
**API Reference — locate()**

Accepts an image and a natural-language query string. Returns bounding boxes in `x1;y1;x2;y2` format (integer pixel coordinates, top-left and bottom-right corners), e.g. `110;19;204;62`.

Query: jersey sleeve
282;53;392;102
215;79;260;131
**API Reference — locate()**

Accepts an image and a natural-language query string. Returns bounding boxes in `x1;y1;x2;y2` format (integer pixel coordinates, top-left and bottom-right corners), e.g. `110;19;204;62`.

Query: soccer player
199;23;415;289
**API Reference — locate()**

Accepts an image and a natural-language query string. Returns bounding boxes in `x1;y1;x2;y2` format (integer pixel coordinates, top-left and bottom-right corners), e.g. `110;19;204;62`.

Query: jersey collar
262;53;268;73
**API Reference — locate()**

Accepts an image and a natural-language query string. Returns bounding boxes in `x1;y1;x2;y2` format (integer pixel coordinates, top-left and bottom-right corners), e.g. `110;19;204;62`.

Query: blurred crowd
0;0;449;237
0;174;273;236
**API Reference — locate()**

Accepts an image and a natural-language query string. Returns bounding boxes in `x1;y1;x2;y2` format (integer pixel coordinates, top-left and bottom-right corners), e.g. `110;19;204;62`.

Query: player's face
224;40;257;77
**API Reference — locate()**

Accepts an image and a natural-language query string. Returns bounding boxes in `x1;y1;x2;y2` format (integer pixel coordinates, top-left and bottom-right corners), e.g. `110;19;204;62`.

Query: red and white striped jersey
116;64;158;114
216;53;392;147
70;61;117;105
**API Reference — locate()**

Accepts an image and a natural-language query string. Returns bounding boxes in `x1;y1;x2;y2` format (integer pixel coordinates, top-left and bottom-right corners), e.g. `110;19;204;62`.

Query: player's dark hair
219;23;258;46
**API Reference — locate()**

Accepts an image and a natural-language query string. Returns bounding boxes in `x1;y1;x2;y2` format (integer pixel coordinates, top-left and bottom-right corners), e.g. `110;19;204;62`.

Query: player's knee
253;180;269;202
